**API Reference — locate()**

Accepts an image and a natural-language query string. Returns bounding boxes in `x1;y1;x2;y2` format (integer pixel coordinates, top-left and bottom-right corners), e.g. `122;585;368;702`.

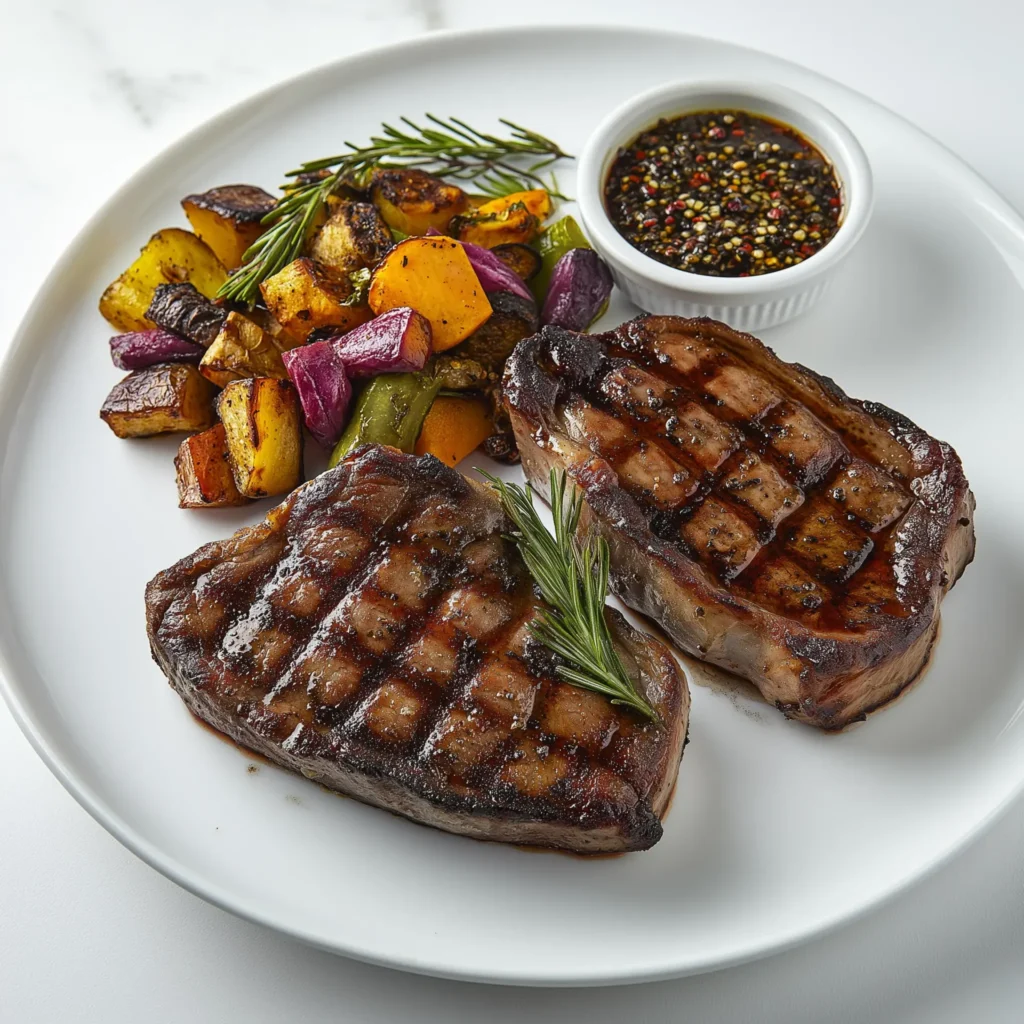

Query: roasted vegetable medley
97;117;614;509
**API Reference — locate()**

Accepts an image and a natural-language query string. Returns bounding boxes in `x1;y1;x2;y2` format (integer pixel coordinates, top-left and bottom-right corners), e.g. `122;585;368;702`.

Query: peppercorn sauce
604;110;842;277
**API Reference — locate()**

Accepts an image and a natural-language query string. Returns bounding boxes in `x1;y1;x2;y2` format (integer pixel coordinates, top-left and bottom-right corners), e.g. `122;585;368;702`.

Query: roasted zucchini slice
370;168;470;236
100;363;216;438
175;423;249;508
451;291;539;368
218;378;303;498
181;185;276;270
491;243;542;281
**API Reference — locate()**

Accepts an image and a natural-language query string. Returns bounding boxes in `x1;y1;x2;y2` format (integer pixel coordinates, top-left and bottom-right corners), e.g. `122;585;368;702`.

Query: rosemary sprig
217;115;571;305
482;469;659;722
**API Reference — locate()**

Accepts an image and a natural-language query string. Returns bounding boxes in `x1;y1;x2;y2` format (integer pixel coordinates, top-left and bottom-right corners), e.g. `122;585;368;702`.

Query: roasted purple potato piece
100;363;216;439
540;248;613;331
331;307;432;378
109;329;203;371
281;340;353;448
175;423;249;508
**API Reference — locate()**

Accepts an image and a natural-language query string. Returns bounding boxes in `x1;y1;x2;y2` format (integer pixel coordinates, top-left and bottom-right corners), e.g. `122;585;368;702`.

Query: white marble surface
2;1;1024;1020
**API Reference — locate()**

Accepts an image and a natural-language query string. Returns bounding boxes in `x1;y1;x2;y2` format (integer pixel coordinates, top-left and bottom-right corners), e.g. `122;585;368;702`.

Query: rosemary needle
218;115;571;306
482;469;659;722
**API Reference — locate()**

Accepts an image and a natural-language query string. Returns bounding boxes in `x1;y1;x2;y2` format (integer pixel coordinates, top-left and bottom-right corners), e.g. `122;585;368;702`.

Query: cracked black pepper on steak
604;110;843;277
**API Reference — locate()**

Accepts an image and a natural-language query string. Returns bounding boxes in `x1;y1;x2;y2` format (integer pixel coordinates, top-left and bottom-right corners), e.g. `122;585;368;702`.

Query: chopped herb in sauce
604;110;842;277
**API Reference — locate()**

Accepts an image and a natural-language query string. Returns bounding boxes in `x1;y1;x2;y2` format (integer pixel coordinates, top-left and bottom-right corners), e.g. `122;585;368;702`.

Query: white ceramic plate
1;26;1022;987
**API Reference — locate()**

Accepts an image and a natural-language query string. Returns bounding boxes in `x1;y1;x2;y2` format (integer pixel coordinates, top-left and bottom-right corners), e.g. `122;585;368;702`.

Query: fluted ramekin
576;80;873;331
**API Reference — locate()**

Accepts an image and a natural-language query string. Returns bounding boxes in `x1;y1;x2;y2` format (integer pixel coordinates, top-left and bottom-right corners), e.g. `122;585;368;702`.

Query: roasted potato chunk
181;185;276;269
309;201;393;277
100;363;216;438
99;229;228;333
260;257;372;344
175;423;249;508
368;237;492;351
370;168;470;236
200;311;298;387
218;378;303;498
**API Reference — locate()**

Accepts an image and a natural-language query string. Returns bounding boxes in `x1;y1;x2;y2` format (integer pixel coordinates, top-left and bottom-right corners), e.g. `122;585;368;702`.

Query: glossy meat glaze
145;445;689;852
504;315;975;729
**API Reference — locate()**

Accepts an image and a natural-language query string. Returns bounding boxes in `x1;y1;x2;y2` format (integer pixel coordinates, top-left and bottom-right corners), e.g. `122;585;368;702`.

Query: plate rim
1;23;1022;987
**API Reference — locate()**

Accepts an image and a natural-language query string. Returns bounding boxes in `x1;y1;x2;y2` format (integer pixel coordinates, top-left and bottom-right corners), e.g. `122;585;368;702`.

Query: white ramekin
576;81;873;332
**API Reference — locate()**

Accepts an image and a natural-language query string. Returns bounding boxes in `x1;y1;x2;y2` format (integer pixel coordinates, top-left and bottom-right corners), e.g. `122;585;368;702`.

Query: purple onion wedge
459;239;535;304
331;307;432;378
540;248;613;331
109;329;204;370
281;341;353;448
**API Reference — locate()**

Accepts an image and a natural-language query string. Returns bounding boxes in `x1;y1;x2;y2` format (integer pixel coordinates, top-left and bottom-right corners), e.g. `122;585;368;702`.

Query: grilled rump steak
146;445;689;853
504;315;975;730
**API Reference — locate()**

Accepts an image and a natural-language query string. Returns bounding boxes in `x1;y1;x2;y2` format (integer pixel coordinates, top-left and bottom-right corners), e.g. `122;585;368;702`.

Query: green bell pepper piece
329;370;442;468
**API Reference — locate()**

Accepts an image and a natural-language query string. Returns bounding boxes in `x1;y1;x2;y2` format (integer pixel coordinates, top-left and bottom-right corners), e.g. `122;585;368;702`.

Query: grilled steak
145;445;689;853
504;315;975;730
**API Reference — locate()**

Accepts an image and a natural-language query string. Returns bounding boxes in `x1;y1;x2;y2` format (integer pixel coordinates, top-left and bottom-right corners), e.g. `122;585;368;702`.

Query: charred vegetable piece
453;291;539;369
99;229;228;333
454;201;538;249
281;341;352;449
175;423;249;508
414;395;492;468
433;354;492;391
368;237;491;352
109;329;203;371
540;248;613;331
491;243;542;282
200;311;297;387
146;282;227;348
309;201;393;277
459;238;535;303
260;257;372;345
218;378;303;498
370;168;470;236
331;307;432;378
329;371;442;468
100;363;216;438
477;190;552;220
531;215;591;303
181;185;277;269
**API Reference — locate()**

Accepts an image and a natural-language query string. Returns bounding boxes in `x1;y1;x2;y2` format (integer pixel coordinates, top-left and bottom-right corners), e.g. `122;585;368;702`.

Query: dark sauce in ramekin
604;110;842;277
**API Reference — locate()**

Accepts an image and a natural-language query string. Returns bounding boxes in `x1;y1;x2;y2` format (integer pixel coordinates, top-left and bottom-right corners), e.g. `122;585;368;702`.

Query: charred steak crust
503;315;975;730
145;445;689;853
